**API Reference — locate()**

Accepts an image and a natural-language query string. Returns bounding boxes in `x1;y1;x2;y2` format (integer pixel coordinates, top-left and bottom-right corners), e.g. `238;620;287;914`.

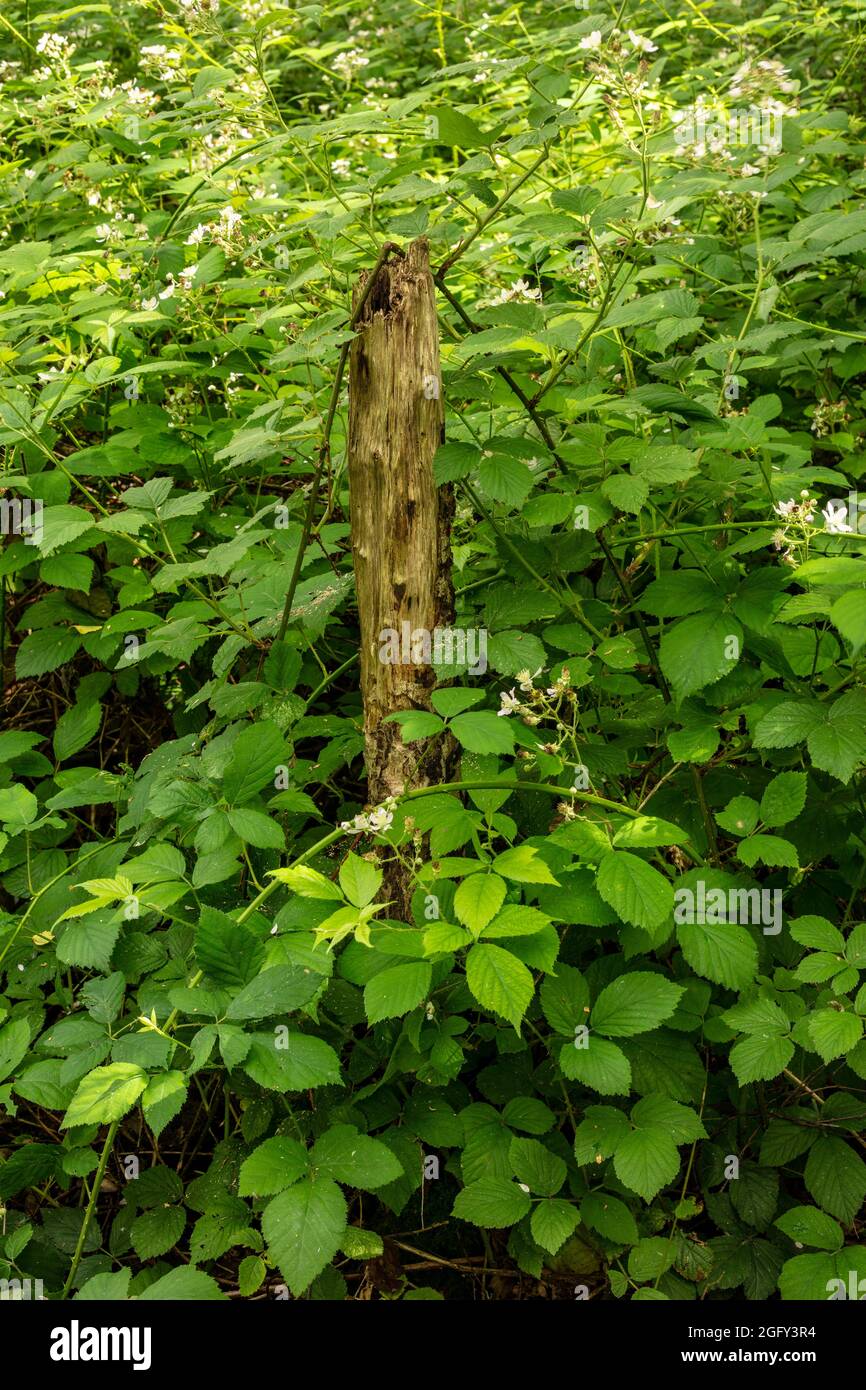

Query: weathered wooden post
348;238;456;913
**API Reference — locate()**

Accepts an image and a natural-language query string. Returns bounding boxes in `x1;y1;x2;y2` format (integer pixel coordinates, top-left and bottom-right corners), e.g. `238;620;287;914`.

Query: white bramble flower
141;296;159;311
579;31;603;50
498;689;521;717
120;82;157;106
333;48;370;81
627;29;658;53
489;278;542;306
185;224;208;245
340;796;398;836
516;667;542;693
219;205;243;235
546;669;572;698
774;498;797;517
331;158;352;177
822;501;853;535
140;45;183;80
35;32;74;62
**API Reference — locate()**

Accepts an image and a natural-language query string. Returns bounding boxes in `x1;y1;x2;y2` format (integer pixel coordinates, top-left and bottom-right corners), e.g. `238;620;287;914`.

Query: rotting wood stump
348;238;457;914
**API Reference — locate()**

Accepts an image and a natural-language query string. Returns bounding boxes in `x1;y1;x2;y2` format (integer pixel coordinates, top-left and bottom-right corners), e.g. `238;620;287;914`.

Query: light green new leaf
339;852;383;908
63;1063;148;1128
492;845;558;884
454;872;507;934
267;865;343;899
613;816;690;849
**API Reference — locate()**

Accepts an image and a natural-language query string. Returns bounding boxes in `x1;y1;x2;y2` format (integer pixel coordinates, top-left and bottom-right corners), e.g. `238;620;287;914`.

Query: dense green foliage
1;0;866;1302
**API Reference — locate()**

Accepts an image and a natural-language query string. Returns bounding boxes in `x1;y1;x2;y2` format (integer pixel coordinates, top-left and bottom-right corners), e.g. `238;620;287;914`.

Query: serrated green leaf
63;1063;147;1128
262;1178;347;1296
591;972;684;1038
465;943;534;1029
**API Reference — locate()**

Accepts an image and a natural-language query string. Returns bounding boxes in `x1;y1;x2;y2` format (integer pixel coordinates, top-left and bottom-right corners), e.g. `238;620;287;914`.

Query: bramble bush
1;0;866;1303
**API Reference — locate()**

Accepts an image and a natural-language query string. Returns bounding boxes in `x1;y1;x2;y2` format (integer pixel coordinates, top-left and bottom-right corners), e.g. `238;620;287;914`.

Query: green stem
236;777;647;922
607;521;775;548
61;1119;119;1299
305;652;359;705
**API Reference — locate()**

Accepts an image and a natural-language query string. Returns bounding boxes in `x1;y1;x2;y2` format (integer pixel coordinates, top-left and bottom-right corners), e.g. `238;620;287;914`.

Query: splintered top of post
353;237;431;325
